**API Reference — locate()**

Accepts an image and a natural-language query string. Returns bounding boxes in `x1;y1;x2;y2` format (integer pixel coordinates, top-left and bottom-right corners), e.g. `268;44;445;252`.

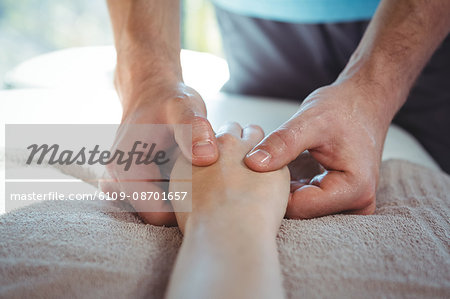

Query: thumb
244;114;318;171
169;95;219;166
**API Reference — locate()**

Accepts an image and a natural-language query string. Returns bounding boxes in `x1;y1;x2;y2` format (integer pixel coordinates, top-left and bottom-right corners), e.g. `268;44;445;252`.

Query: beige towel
0;160;449;298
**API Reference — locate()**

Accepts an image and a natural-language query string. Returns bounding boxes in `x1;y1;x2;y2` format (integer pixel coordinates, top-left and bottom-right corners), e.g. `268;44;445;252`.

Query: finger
122;180;178;225
170;97;219;167
216;121;243;139
131;186;178;226
286;170;375;219
138;211;177;226
100;163;177;226
290;180;308;193
288;151;324;181
242;124;265;148
99;180;176;226
244;113;320;172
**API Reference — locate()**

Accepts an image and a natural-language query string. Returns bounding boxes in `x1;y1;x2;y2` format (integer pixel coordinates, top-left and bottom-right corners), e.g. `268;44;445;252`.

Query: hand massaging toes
215;122;264;154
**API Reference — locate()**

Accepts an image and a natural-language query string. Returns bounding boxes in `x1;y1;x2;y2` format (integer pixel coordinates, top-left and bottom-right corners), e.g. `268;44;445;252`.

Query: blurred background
0;0;223;88
0;0;442;208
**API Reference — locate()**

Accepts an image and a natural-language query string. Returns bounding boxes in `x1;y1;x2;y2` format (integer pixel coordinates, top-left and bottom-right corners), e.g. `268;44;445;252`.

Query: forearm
337;0;450;119
107;0;183;110
166;217;285;299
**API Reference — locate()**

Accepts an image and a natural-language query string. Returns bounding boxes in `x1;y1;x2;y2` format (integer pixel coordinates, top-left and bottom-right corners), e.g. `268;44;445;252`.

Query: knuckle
172;94;189;103
266;128;293;156
295;108;331;135
311;113;332;135
167;94;206;121
191;115;211;132
167;94;189;112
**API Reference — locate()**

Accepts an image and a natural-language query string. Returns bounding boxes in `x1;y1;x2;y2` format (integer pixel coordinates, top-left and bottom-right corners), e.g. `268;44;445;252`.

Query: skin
103;0;218;225
167;122;289;299
106;0;450;224
245;0;450;218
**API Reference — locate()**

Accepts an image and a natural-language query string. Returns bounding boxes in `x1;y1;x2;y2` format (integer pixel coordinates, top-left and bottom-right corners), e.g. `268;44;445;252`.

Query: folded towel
0;160;449;298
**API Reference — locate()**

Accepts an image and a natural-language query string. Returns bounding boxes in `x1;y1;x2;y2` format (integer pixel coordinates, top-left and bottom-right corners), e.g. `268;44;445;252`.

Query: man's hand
104;0;219;225
245;0;450;219
245;80;389;219
101;81;219;226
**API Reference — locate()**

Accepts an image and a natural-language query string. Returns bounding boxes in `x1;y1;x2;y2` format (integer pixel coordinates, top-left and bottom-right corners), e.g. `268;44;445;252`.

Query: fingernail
246;149;271;165
192;140;215;158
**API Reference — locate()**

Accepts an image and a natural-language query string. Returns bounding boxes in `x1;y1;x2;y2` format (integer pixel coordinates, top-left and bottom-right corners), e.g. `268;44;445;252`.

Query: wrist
110;0;182;85
113;33;183;110
334;55;406;125
336;39;414;116
115;47;182;83
114;56;183;120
